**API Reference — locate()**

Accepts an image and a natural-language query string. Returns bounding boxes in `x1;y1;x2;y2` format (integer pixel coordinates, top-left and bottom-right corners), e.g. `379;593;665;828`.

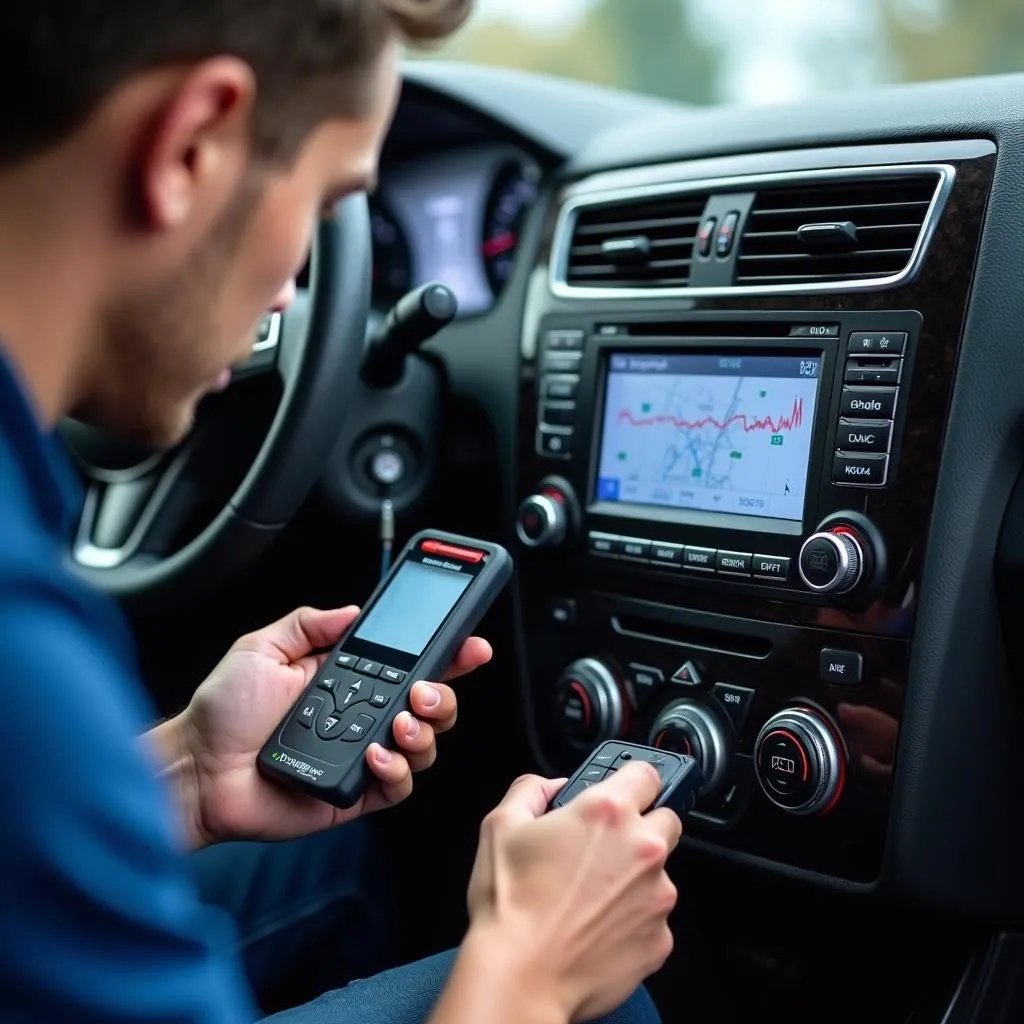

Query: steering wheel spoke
66;192;372;607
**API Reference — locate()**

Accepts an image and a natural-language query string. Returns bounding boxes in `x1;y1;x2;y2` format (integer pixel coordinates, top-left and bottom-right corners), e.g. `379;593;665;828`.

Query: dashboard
320;63;1024;935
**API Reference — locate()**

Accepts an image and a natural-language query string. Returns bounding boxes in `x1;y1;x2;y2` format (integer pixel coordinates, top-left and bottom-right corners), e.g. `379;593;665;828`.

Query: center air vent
736;172;943;286
551;162;954;298
564;192;708;288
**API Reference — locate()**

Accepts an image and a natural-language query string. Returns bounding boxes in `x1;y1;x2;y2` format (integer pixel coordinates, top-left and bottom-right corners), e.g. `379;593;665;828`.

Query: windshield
434;0;1020;105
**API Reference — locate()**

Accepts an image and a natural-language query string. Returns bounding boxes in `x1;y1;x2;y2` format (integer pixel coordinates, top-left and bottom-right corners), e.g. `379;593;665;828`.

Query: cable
379;499;395;580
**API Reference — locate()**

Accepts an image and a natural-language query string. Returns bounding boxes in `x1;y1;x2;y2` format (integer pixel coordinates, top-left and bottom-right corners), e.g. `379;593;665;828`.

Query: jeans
189;822;661;1024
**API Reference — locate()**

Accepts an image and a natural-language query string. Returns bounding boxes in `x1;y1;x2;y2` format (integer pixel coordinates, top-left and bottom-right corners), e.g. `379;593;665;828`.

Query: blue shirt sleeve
0;573;259;1023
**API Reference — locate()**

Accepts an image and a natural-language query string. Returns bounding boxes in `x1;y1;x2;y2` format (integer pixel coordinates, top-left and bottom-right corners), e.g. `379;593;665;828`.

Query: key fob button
295;695;324;729
342;713;377;742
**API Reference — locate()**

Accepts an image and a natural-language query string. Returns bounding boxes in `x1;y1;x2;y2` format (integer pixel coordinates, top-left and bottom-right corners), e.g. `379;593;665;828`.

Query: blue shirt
0;351;256;1022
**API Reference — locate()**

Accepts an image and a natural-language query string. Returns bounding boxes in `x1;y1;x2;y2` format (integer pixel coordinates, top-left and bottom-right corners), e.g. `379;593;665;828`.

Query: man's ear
139;57;257;231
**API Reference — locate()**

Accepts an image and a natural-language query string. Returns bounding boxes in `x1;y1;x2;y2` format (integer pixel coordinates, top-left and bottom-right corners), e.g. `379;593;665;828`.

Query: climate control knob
555;658;628;749
650;700;729;798
798;528;863;594
753;707;846;815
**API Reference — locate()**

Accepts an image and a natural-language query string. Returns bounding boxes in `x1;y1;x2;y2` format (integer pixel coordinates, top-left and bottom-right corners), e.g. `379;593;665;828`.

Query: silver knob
556;658;625;748
516;493;567;548
754;707;845;815
798;530;863;594
650;700;729;797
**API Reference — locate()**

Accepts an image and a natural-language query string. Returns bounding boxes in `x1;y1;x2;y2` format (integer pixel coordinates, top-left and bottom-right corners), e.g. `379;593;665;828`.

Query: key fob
550;741;705;818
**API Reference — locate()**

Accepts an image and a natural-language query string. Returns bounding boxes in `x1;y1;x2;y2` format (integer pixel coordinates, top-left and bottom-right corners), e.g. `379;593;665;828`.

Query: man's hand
148;605;491;849
430;768;680;1024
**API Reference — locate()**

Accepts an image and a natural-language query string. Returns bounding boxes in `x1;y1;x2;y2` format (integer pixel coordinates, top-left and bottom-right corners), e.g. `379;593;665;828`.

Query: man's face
83;44;400;448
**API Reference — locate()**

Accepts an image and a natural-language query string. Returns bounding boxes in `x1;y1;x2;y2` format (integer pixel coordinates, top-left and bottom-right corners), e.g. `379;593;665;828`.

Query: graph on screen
595;354;821;522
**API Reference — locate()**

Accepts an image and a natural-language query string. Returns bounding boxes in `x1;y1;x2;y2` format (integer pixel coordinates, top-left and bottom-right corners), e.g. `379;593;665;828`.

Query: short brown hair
0;0;472;166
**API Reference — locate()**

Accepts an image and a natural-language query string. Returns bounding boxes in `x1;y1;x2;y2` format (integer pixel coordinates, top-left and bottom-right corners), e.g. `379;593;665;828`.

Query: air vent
736;172;941;286
564;192;708;288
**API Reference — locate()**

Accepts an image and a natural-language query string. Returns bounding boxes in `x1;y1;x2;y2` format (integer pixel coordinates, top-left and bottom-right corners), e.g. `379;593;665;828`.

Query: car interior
59;40;1024;1024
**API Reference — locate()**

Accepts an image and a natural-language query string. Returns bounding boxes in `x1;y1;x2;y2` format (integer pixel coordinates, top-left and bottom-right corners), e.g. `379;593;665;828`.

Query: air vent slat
564;192;708;288
735;171;940;287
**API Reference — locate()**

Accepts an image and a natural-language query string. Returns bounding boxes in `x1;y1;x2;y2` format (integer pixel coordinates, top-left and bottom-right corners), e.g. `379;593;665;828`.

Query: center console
513;139;995;886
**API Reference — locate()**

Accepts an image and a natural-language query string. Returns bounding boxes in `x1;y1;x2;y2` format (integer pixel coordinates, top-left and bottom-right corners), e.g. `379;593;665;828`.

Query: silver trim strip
549;162;956;300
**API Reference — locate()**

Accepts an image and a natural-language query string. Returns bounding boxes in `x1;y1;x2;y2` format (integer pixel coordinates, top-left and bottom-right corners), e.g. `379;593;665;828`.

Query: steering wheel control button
840;386;898;419
753;554;791;582
380;666;405;684
819;648;864;685
716;550;753;576
316;710;345;741
335;653;359;669
671;660;703;687
836;419;892;453
758;730;810;797
754;708;845;815
369;449;405;487
341;713;377;743
712;683;755;734
848;331;907;355
833;452;889;486
355;659;382;677
296;695;324;729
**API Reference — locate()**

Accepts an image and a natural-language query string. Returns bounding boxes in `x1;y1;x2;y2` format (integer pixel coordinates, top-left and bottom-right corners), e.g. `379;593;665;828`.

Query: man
0;3;681;1022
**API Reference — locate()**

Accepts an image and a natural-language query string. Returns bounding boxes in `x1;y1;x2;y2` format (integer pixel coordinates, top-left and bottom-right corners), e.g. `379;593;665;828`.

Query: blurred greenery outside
421;0;1024;106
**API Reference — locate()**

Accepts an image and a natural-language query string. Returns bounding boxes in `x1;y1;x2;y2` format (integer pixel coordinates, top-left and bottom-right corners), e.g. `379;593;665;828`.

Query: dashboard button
589;532;618;556
696;216;717;258
628;663;665;695
757;729;809;797
540;402;575;427
671;660;703;687
844;362;901;386
711;683;755;734
834;452;888;486
753;554;790;581
683;546;716;572
617;537;651;560
836;419;892;453
716;550;752;576
848;331;907;355
819;648;863;685
841;387;898;419
544;375;579;400
538;428;573;458
650;542;684;567
716;211;740;257
544;330;584;351
543;353;583;374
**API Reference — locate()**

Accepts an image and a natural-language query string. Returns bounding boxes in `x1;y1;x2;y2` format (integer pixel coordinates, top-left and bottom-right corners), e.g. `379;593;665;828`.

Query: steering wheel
66;193;372;610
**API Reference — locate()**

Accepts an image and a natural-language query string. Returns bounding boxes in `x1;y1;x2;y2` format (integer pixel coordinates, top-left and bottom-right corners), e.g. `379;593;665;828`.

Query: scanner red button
421;540;484;563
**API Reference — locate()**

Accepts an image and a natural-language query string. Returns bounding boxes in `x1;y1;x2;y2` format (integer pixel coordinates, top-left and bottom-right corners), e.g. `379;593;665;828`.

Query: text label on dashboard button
588;532;618;556
650;542;684;567
715;550;752;576
617;537;651;560
683;546;716;571
840;387;898;419
753;555;790;581
833;453;889;486
836;419;892;453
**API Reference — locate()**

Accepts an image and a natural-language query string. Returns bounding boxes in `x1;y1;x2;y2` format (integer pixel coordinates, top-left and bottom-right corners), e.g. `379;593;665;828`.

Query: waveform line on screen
618;395;804;434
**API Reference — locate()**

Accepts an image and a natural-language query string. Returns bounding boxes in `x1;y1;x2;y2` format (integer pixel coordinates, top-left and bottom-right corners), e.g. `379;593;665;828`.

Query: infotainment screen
595;353;822;523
